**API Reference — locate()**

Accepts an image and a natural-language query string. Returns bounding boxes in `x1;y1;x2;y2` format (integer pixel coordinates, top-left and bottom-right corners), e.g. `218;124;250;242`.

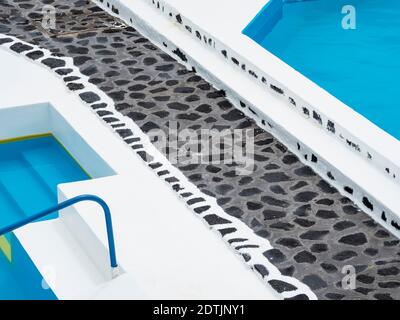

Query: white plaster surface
0;44;279;299
57;175;280;300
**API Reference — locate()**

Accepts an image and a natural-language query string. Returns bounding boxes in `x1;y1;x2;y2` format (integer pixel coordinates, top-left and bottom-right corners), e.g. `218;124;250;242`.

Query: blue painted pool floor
258;0;400;139
0;135;89;299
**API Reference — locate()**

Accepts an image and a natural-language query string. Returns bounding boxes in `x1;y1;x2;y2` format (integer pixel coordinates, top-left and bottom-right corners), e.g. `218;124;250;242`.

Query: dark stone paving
1;0;400;300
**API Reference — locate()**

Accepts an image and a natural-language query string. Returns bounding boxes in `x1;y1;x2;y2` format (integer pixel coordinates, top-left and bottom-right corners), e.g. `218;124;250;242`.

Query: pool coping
91;0;400;238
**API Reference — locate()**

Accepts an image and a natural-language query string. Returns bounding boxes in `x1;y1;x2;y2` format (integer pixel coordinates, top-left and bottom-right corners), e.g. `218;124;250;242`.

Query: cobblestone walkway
1;0;400;300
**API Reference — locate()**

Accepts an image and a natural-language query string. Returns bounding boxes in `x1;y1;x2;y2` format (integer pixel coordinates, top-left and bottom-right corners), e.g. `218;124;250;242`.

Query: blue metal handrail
0;194;118;269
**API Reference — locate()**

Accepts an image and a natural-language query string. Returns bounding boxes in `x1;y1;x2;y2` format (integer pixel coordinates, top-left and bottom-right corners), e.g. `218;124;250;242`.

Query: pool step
0;160;57;221
20;148;89;221
0;181;28;227
0;138;90;228
21;149;68;197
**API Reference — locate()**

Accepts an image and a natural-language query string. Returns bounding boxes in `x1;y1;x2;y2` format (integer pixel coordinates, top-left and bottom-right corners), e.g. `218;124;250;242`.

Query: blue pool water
0;135;90;299
245;0;400;139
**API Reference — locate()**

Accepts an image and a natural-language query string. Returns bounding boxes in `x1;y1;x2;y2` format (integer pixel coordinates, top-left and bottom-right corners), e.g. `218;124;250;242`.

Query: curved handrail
0;194;118;269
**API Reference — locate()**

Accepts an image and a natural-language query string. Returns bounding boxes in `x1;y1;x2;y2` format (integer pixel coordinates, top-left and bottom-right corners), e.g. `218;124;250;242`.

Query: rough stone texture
1;0;400;300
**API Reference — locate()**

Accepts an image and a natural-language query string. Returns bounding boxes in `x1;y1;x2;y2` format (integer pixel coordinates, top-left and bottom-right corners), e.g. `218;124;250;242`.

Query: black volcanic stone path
1;0;400;300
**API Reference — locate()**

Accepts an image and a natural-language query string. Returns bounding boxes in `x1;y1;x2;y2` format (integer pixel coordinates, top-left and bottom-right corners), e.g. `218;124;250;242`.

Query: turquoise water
247;0;400;139
0;135;90;299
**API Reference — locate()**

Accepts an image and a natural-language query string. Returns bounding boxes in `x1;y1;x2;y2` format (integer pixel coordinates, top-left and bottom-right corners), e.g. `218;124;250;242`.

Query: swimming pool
0;135;90;299
244;0;400;140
